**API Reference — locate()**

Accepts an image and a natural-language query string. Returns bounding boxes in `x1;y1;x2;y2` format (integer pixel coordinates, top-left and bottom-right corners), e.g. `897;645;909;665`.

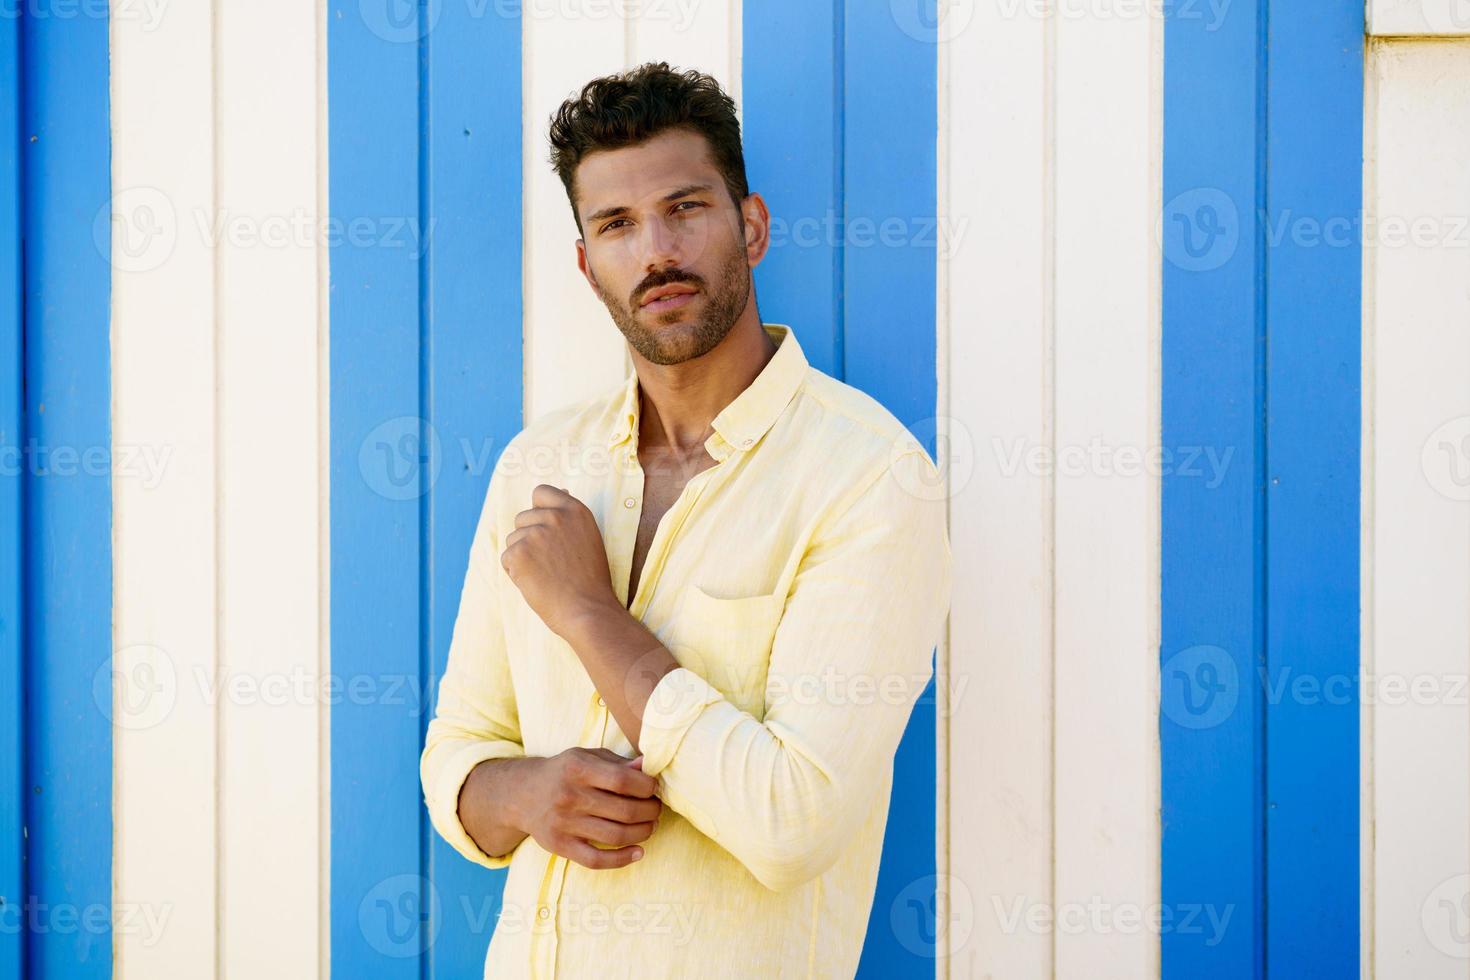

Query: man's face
574;128;759;366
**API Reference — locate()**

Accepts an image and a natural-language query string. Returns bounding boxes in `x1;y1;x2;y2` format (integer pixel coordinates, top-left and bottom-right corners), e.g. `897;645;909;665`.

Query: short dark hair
548;61;749;234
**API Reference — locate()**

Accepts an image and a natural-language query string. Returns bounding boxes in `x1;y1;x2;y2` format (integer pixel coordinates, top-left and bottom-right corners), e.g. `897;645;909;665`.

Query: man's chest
627;447;719;604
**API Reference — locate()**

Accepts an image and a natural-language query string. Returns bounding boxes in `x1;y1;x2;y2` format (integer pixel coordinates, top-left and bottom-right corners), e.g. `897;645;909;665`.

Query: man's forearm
561;598;681;751
458;756;538;860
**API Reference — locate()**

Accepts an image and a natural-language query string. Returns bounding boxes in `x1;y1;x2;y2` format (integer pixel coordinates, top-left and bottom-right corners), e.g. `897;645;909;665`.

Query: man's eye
602;219;629;232
674;201;704;213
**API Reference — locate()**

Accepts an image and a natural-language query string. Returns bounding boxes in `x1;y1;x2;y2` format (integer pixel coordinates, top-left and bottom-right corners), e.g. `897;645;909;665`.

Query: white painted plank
110;1;218;975
1053;6;1163;979
523;8;634;421
1366;38;1470;979
215;0;325;973
944;2;1056;976
628;0;740;113
1370;0;1470;36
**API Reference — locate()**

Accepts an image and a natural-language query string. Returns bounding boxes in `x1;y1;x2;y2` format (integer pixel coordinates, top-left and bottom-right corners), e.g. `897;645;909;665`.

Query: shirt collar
607;322;808;456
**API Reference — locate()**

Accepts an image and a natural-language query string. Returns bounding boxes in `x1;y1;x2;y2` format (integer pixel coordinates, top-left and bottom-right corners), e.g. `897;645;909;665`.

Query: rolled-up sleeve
637;448;954;892
420;466;527;870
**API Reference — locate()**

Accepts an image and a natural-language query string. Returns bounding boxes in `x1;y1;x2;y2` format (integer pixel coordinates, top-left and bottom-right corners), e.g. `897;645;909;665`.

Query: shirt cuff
423;739;527;870
638;666;725;778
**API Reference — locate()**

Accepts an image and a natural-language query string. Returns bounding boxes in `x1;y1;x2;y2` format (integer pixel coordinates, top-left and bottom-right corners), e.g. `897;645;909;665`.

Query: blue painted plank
1160;0;1267;975
840;2;940;976
329;2;524;975
1262;4;1362;975
19;8;114;975
742;0;842;377
328;3;426;976
423;4;523;976
0;13;22;980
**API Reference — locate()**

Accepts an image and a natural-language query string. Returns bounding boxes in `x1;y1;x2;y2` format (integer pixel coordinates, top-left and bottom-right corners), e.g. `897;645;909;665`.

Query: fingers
566;813;657;849
582;787;662;826
560;837;645;871
530;483;569;508
577;753;660;799
510;509;555;531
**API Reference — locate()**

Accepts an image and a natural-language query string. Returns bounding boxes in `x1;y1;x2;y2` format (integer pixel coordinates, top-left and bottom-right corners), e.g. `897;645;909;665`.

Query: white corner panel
1370;0;1470;36
1364;37;1470;980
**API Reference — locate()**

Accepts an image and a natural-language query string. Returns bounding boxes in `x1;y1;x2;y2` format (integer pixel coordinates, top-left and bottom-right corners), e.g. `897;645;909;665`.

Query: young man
420;62;953;978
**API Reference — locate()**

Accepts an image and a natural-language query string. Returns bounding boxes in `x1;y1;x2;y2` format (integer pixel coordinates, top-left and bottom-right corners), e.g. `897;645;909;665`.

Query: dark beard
597;242;751;366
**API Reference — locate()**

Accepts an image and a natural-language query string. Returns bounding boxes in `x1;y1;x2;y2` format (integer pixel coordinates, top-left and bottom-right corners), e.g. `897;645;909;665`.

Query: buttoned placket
526;424;739;980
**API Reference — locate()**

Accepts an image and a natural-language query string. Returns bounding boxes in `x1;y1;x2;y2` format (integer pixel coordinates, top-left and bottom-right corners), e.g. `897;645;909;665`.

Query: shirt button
623;497;636;508
596;695;606;707
740;438;753;448
537;906;550;920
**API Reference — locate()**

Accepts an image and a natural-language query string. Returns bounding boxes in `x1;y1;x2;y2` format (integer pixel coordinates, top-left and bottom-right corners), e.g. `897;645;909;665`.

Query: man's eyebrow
584;183;716;225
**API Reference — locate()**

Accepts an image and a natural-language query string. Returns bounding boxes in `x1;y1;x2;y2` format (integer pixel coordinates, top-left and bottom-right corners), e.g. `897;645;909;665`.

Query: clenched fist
501;484;621;639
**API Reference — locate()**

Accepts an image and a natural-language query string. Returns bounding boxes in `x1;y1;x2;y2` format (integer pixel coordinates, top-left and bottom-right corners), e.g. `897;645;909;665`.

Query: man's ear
576;238;597;288
739;191;772;267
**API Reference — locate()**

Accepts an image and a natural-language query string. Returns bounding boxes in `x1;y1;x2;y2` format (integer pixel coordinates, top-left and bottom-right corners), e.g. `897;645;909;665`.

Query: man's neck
631;312;779;456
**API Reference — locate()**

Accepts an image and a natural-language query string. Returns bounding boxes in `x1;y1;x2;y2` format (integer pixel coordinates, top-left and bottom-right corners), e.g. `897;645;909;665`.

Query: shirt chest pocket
668;585;785;721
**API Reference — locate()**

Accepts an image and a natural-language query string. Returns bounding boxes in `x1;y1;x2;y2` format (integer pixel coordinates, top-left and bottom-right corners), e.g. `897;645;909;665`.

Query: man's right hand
506;747;663;869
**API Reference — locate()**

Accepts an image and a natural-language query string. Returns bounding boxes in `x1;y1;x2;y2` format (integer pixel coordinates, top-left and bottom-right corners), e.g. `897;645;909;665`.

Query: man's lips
639;284;699;309
642;291;698;313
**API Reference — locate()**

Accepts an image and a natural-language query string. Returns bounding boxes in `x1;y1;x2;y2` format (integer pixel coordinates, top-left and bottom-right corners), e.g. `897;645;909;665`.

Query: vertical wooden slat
1052;5;1162;977
20;7;114;975
0;12;22;978
328;0;424;975
110;0;220;974
1262;6;1363;976
944;0;1054;974
1366;38;1470;979
742;0;841;378
1160;0;1268;975
216;0;325;973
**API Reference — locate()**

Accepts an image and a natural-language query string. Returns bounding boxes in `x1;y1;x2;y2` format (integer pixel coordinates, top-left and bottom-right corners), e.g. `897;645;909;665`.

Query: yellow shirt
420;322;954;979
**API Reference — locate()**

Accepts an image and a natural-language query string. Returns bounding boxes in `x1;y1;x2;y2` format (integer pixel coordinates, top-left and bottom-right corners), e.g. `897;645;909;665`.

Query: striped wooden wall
14;0;1470;977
